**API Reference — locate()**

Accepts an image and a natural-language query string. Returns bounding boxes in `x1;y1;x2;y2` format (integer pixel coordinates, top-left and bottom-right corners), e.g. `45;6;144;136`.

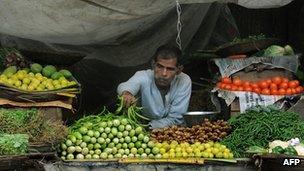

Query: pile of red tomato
217;76;303;95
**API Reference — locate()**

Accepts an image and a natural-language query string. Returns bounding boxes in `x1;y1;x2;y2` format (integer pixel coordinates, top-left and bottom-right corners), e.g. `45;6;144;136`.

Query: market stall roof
0;0;295;67
0;0;293;45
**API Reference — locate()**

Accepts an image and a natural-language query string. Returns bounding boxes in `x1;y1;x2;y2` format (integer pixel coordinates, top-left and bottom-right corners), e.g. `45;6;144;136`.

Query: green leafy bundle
221;106;304;157
0;134;29;155
0;108;67;145
0;108;37;133
115;96;150;128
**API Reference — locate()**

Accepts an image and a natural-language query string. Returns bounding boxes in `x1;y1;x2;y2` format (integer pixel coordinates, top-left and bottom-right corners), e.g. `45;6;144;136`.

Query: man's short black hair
153;44;182;66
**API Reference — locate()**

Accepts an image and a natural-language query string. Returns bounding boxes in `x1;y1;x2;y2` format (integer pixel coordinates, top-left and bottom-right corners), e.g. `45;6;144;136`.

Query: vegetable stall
2;35;304;171
47;43;304;171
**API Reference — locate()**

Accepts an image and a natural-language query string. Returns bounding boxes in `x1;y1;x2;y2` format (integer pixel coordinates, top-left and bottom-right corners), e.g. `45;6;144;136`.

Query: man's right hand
122;91;136;107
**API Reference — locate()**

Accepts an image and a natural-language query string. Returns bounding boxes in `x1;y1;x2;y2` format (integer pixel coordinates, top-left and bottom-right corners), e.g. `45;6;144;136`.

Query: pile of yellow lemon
0;69;77;91
155;141;234;159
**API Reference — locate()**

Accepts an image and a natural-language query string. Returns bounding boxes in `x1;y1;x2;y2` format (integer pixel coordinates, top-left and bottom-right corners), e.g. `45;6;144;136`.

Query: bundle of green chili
115;96;150;127
221;105;304;157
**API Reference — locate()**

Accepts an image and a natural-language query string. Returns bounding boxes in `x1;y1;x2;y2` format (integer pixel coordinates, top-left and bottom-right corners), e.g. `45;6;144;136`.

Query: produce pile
262;45;294;57
151;119;230;144
0;108;68;145
0;64;77;91
60;97;235;161
154;141;233;159
221;106;304;157
268;138;303;156
60;113;160;160
217;76;303;95
0;134;28;155
246;138;303;156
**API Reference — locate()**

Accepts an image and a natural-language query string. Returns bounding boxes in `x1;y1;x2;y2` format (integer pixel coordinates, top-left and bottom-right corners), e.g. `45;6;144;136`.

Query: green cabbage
284;45;295;55
264;45;285;56
263;45;295;56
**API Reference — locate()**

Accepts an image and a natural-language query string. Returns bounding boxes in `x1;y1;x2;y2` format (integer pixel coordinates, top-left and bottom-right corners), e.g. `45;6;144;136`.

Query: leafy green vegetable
0;134;29;155
264;45;285;56
221;106;304;157
231;34;266;44
246;146;268;154
0;108;37;131
284;45;295;55
263;45;295;56
272;146;285;154
284;146;298;156
0;108;67;145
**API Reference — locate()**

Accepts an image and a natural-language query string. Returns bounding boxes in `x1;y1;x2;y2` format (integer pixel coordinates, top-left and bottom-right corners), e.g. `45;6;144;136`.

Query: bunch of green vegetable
0;108;68;145
263;45;294;56
221;106;304;157
231;34;266;44
0;108;37;133
0;134;29;155
115;96;150;127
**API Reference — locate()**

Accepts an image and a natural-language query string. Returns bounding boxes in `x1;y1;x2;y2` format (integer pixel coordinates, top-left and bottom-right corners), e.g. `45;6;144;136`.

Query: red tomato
295;86;303;93
261;88;270;95
282;78;289;83
258;81;269;89
237;86;244;91
233;78;243;86
253;88;261;94
286;88;292;95
251;83;259;88
291;88;297;95
294;80;300;87
265;79;272;84
219;83;226;89
222;77;232;84
243;81;251;87
278;88;286;95
244;86;253;92
224;84;232;90
270;89;278;95
272;76;282;85
288;80;298;88
231;85;238;91
269;83;278;90
279;82;288;89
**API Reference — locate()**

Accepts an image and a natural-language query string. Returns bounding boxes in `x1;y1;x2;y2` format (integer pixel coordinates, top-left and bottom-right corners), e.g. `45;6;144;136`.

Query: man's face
153;58;180;87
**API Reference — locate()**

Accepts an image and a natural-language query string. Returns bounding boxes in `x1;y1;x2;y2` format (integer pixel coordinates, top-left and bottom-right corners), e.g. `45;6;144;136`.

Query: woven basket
0;77;81;102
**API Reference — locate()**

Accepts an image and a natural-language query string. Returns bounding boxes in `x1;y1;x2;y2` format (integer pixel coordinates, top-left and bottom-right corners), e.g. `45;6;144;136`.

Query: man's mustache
157;77;169;82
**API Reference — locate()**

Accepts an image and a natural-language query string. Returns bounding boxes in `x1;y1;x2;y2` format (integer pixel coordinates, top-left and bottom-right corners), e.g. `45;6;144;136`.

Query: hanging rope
175;0;182;50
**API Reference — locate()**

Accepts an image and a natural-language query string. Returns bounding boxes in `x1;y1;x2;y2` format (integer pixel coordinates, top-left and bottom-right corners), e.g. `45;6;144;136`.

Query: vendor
117;44;192;129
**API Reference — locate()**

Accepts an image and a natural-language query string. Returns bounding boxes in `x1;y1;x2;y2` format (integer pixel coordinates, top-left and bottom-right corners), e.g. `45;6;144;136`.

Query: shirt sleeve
117;71;146;96
150;75;192;129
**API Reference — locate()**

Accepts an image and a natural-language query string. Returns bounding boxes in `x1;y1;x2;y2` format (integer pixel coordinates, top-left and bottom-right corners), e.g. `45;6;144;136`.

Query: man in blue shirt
117;45;192;129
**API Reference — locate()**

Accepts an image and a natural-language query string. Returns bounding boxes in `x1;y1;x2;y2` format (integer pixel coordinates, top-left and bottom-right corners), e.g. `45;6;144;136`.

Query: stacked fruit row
0;64;77;91
217;76;303;95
